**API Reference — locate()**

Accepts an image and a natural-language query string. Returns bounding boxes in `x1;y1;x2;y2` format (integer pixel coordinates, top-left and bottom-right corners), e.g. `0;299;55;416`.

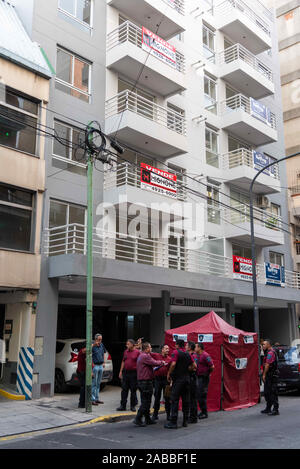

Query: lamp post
249;151;300;374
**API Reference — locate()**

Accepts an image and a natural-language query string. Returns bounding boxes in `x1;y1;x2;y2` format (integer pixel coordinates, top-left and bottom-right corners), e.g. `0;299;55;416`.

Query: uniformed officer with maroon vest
261;339;279;416
194;342;214;419
164;339;196;429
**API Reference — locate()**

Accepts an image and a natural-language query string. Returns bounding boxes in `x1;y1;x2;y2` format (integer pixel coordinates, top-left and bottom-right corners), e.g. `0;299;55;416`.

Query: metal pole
85;126;94;413
250;151;300;382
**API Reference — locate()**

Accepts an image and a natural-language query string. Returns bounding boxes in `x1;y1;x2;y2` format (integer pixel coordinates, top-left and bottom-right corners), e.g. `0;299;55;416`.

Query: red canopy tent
165;311;260;412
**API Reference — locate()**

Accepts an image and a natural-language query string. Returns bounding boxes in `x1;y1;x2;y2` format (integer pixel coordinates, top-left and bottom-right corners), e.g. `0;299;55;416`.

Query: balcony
107;0;185;40
218;44;274;99
105;90;187;158
224;204;284;246
221;149;280;194
214;0;272;54
220;94;277;146
107;21;186;97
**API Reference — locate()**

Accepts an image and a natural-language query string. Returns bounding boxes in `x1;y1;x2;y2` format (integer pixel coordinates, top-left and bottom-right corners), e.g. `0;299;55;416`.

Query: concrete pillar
288;303;298;343
150;291;170;349
33;258;59;399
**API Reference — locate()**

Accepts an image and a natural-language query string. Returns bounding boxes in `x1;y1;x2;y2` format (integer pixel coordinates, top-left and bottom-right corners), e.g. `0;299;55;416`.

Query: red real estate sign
142;27;177;69
140;163;177;198
233;256;253;282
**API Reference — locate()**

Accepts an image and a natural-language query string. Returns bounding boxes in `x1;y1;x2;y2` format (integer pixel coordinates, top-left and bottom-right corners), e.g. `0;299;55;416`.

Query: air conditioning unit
257;195;270;209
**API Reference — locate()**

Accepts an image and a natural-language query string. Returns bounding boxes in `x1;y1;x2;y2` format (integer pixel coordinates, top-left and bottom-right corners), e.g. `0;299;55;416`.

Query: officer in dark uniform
261;339;279;416
164;339;196;429
186;341;198;424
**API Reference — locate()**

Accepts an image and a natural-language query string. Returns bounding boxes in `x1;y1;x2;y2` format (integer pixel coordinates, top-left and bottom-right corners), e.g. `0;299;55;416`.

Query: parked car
55;339;113;393
274;345;300;393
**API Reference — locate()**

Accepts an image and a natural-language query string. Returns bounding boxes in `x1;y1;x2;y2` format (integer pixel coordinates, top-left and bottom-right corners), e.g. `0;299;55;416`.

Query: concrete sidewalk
0;385;138;438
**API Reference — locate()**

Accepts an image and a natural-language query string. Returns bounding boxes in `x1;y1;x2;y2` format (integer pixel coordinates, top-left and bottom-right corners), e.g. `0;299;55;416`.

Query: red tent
165;311;260;412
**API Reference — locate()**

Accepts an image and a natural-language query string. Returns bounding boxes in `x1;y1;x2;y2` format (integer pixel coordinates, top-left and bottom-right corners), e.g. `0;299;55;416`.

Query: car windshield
71;341;86;353
276;346;300;364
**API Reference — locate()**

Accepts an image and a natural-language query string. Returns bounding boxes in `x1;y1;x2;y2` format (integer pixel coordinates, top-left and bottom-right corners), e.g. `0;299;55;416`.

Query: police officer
164;339;196;429
117;339;140;412
186;341;198;424
194;343;214;419
261;339;279;416
151;345;172;422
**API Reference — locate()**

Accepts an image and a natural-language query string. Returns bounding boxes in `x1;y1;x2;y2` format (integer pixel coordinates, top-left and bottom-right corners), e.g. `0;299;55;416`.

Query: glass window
204;75;217;114
205;127;219;168
53;120;85;163
0;184;33;251
59;0;92;26
55;47;91;102
207;185;220;224
232;244;252;259
269;252;284;266
0;89;38;155
203;25;215;63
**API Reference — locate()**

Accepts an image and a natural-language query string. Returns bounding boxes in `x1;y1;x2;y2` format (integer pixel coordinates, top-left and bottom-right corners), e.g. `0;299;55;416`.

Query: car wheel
55;369;67;393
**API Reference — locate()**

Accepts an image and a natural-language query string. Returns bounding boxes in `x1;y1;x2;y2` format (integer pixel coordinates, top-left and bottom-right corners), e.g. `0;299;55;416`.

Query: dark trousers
136;380;153;422
197;375;210;415
264;375;279;411
78;371;86;407
170;377;190;424
121;370;138;408
189;374;198;420
153;376;170;417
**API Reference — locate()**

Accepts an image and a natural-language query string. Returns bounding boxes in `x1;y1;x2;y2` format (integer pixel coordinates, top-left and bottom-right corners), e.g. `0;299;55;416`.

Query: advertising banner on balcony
265;263;285;287
250;98;272;127
233;256;253;282
142;27;177;69
253;151;270;175
140;163;177;198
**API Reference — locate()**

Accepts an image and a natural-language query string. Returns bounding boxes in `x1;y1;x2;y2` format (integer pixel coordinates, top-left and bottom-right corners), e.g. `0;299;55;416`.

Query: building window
269;252;284;266
207;185;220;224
49;200;86;254
232;244;252;259
53;120;86;164
0;88;38;155
265;203;281;230
202;24;215;63
167;103;185;134
55;47;91;102
58;0;92;26
205;126;219;168
0;184;34;251
204;74;217;114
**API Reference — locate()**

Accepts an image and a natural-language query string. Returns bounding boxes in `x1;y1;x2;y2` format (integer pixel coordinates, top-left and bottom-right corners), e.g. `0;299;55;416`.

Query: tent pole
220;345;224;411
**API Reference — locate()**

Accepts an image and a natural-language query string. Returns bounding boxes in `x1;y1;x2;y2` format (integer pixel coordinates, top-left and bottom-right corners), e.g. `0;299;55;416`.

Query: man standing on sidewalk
261;339;279;416
134;342;165;427
186;341;198;424
92;334;106;406
151;345;172;422
117;339;141;412
194;343;214;420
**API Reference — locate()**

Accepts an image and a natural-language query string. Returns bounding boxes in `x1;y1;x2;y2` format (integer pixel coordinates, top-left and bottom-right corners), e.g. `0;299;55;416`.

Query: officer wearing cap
164;339;196;429
194;343;214;419
261;339;279;416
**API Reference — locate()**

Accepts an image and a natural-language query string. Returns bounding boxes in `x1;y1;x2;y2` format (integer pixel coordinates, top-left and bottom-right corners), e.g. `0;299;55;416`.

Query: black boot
133;418;146;427
151;413;159;422
261;408;271;414
164;421;178;429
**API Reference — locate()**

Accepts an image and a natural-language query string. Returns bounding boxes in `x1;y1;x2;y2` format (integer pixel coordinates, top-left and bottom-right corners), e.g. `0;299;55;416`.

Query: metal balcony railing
214;0;271;37
104;162;187;201
43;224;300;289
107;21;185;73
220;94;277;130
219;44;273;82
222;148;280;180
162;0;185;16
105;90;187;136
225;203;283;231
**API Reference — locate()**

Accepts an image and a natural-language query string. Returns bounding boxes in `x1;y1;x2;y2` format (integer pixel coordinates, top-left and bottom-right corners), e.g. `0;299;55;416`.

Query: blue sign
265;263;285;287
253;151;270;174
250;98;272;126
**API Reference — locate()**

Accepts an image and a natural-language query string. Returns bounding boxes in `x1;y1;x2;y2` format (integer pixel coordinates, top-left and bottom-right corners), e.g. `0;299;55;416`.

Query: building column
288;303;298;343
150;291;170;349
32;259;59;399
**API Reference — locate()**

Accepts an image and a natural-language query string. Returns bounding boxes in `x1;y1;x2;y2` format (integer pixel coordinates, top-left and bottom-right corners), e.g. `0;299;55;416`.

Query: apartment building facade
0;1;51;393
7;0;300;398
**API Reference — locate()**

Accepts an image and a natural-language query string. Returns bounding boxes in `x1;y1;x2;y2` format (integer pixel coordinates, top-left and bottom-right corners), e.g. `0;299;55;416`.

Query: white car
55;338;113;393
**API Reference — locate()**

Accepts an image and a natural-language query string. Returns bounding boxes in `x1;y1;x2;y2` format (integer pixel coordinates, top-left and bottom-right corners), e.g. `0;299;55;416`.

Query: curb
0;388;25;401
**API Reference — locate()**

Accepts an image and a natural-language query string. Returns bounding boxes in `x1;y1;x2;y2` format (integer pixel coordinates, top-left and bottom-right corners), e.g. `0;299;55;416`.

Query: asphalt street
1;393;300;450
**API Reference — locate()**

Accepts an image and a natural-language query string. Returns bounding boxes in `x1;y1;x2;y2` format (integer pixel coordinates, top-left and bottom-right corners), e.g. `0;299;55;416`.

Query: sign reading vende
142;27;177;69
233;256;253;282
141;163;177;198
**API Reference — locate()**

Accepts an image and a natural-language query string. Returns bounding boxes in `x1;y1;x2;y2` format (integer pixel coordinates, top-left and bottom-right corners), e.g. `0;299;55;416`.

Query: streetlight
249;151;300;373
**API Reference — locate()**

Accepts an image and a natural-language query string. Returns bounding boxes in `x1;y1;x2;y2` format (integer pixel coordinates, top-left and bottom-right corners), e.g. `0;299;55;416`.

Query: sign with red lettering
233;256;253;282
142;27;177;69
140;163;177;198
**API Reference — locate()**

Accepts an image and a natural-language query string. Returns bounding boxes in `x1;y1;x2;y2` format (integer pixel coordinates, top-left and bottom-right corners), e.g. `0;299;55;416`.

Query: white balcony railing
105;90;187;136
222;148;280;180
214;0;271;37
162;0;185;16
219;44;273;82
104;162;187;201
220;94;277;130
43;223;300;290
225;203;283;232
107;20;185;73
